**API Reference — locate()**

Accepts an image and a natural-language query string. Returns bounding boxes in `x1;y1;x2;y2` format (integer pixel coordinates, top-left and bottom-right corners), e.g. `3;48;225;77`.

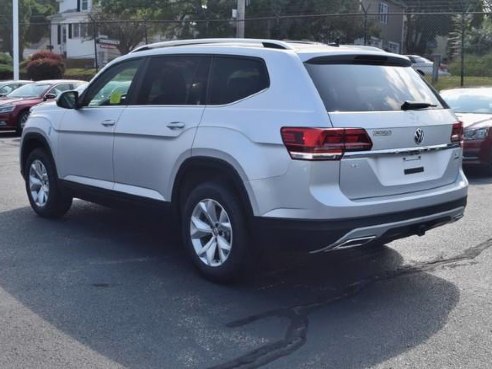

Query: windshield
305;62;443;112
0;84;15;94
7;83;50;98
441;90;492;114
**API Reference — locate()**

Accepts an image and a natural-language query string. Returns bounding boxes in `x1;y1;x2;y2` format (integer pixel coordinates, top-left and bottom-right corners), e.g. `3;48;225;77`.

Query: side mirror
57;91;79;109
43;93;57;101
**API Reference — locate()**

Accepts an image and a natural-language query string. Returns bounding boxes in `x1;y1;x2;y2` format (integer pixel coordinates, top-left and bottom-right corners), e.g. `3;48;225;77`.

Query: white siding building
49;0;111;66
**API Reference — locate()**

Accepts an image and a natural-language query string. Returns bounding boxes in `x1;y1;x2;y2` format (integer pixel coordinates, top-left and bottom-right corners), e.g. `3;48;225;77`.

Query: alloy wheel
190;199;233;267
29;159;50;207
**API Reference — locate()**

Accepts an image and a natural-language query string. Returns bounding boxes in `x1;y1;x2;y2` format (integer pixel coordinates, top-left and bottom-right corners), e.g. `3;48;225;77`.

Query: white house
357;0;407;54
49;0;112;66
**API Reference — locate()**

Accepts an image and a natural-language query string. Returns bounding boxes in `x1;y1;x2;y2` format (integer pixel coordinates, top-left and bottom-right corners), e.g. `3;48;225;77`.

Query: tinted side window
82;59;142;107
208;56;269;105
137;55;211;105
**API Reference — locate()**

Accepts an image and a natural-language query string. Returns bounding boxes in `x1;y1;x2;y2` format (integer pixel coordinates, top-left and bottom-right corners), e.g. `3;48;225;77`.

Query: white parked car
20;39;467;281
406;55;450;77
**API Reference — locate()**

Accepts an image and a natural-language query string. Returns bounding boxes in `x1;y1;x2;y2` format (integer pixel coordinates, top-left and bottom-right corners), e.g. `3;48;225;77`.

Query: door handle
101;119;116;127
167;122;185;130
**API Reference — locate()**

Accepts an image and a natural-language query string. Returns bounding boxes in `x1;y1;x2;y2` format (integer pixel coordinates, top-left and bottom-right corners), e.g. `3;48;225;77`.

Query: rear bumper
255;197;467;252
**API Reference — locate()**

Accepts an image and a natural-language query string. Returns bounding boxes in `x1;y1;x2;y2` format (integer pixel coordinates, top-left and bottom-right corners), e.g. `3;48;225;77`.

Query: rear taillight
451;122;463;147
280;127;373;161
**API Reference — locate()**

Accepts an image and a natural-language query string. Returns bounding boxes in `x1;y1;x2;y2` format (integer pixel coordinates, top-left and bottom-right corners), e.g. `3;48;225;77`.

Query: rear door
113;55;211;201
304;55;462;200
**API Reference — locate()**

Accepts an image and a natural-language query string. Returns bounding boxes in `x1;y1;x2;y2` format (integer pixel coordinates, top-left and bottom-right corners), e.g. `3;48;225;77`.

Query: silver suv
20;39;468;281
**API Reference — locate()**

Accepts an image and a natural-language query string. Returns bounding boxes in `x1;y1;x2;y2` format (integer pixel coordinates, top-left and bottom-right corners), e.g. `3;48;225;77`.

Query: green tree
404;0;484;54
0;0;33;60
243;0;364;42
26;0;58;45
449;11;492;57
93;0;186;54
172;0;236;39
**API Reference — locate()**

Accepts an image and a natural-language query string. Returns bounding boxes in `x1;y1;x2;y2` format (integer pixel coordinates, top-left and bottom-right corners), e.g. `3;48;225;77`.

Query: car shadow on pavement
0;203;461;369
0;131;18;138
464;167;492;185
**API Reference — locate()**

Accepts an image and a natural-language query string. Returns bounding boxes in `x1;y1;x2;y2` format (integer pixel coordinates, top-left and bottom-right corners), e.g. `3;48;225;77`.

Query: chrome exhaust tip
332;236;377;250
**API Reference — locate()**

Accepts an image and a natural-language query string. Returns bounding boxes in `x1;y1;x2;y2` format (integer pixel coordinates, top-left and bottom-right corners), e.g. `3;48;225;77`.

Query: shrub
29;50;63;63
27;58;65;80
64;68;97;81
26;51;65;81
0;63;13;80
449;53;492;77
0;52;12;66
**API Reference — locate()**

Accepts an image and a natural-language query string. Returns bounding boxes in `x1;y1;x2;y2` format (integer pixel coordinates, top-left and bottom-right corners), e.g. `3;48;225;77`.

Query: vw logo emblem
414;128;425;145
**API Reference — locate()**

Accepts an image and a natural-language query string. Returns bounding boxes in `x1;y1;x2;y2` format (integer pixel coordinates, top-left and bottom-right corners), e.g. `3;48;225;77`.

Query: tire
484;151;492;176
181;181;251;283
24;149;72;218
16;110;29;136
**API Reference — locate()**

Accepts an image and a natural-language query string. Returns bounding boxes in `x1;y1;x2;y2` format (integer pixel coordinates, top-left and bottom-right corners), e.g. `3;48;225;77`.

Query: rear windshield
305;60;443;112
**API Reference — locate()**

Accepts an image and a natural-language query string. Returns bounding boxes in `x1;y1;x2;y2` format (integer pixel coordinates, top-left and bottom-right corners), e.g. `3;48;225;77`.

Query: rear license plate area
404;167;424;175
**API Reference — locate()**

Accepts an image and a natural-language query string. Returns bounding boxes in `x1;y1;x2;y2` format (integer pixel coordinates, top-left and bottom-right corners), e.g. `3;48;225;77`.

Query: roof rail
283;40;326;46
131;38;295;53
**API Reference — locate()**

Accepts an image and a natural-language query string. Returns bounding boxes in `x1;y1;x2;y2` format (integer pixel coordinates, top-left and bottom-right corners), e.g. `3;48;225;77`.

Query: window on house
69;23;89;39
379;2;389;24
80;23;89;38
73;24;80;38
388;41;400;54
81;0;89;11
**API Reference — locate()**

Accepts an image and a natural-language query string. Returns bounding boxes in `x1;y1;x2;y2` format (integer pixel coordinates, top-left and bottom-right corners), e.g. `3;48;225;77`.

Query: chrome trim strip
290;152;342;160
332;236;376;250
310;206;465;254
344;143;460;158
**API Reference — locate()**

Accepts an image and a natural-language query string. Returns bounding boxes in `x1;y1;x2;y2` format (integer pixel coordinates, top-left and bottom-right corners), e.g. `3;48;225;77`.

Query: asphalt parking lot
0;132;491;369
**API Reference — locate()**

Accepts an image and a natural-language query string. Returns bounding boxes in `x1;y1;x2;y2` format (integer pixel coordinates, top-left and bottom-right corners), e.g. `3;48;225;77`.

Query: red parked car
441;87;492;174
0;80;85;135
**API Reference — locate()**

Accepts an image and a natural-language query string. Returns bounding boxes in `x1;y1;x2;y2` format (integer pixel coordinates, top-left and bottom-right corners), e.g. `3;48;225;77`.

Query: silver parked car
20;39;467;281
0;80;31;97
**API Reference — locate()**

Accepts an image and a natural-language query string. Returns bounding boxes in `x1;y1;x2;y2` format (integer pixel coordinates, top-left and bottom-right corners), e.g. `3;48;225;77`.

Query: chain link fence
1;10;492;86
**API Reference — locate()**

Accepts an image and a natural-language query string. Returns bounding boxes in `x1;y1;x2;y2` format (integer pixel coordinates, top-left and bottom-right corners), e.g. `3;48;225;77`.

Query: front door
57;59;143;190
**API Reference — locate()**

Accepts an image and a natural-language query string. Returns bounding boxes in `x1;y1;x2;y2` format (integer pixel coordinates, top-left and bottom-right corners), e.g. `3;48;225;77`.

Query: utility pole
360;2;369;46
13;0;20;80
236;0;246;38
460;11;465;87
93;20;99;72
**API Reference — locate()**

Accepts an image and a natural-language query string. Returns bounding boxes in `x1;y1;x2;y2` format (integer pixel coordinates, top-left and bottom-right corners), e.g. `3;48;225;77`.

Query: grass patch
64;68;97;81
429;76;492;91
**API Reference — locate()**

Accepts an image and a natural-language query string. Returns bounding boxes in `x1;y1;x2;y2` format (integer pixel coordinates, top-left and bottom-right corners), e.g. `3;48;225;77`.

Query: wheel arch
20;132;54;179
171;156;256;219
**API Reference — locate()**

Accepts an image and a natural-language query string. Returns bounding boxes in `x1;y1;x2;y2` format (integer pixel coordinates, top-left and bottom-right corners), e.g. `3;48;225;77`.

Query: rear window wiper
401;101;437;111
